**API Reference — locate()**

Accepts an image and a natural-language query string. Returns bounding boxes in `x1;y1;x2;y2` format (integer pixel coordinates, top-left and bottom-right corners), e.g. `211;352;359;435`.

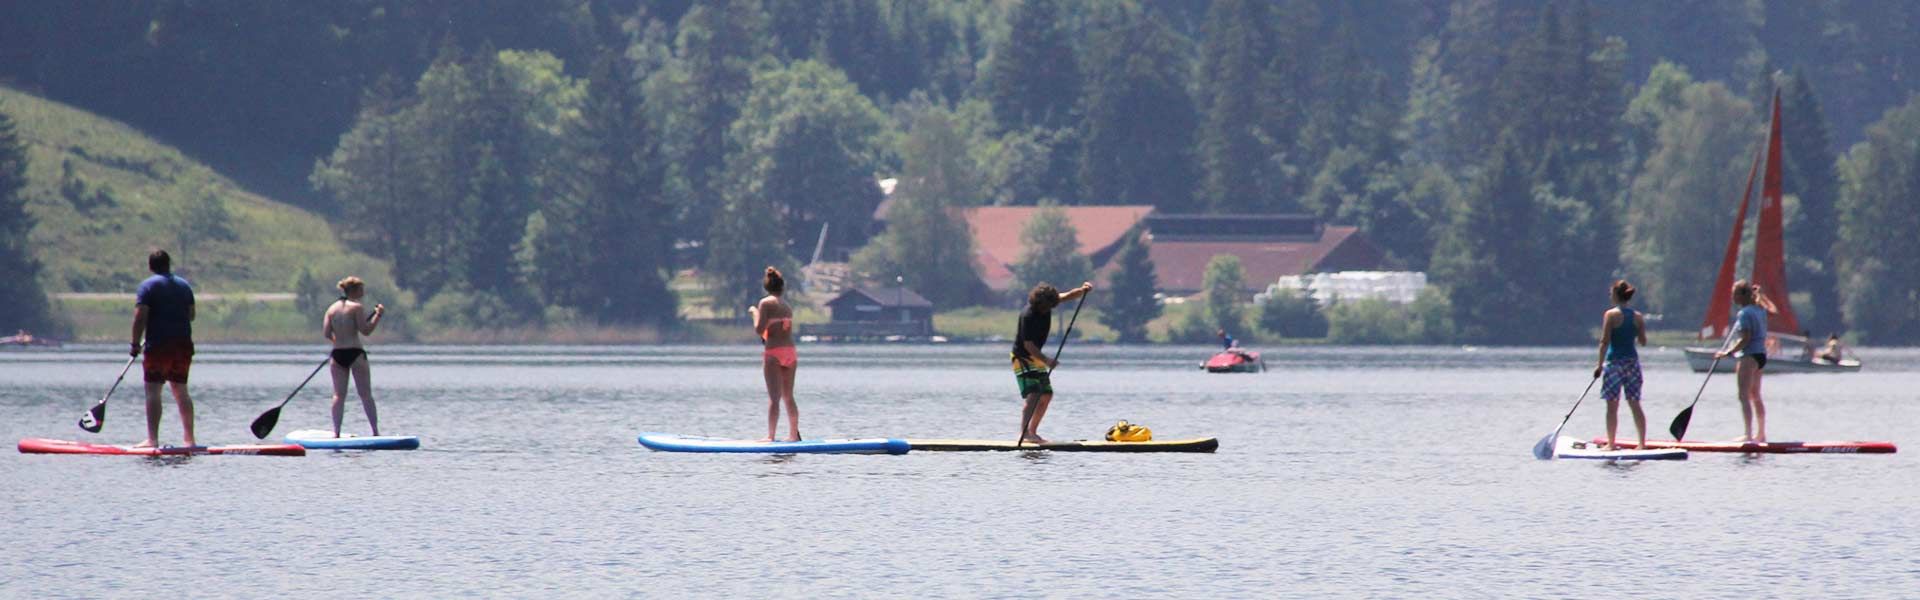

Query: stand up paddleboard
18;438;306;456
1591;437;1896;454
908;438;1219;453
286;429;420;451
638;433;909;454
1554;437;1686;461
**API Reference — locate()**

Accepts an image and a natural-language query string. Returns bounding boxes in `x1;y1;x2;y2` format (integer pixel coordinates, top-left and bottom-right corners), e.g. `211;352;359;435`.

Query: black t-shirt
1011;306;1051;359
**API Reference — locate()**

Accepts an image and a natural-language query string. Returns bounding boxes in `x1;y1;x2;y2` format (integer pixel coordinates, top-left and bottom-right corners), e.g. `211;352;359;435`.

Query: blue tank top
1735;305;1769;355
1605;307;1638;360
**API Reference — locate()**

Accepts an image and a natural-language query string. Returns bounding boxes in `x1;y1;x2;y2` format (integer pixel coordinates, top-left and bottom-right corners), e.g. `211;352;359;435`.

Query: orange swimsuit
762;317;796;367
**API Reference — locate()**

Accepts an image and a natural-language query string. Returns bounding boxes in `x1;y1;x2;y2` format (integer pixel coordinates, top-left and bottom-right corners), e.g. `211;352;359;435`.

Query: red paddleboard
1591;437;1896;454
18;438;306;456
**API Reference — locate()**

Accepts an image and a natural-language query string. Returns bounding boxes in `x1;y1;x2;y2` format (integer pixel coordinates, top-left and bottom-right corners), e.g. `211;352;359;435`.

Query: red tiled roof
1147;226;1385;293
961;206;1155;291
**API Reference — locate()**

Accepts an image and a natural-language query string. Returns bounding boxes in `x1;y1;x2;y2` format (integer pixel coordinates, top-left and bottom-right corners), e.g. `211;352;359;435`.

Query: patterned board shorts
1011;354;1052;397
1602;357;1642;402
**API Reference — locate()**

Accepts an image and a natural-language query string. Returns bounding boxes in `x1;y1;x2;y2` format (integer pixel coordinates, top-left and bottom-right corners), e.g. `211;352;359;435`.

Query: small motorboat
1201;350;1263;373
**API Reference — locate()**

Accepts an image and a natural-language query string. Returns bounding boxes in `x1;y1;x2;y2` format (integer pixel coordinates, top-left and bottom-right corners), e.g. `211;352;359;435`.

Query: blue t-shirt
136;273;194;344
1734;305;1768;356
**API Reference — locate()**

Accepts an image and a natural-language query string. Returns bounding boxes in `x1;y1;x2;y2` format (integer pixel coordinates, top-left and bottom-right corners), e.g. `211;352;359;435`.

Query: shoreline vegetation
48;295;1728;347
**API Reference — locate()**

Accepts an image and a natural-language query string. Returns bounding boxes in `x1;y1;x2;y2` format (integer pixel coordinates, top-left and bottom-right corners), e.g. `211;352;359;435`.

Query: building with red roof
941;207;1388;297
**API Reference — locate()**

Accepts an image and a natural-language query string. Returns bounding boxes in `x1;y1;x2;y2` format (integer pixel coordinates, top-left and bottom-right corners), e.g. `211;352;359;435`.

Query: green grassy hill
2;86;392;294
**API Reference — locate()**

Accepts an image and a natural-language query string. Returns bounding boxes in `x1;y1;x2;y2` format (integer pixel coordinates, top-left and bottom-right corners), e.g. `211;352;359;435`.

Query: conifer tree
1097;227;1160;343
1778;71;1843;333
0;106;54;334
1202;255;1247;334
986;0;1080;133
1077;7;1196;210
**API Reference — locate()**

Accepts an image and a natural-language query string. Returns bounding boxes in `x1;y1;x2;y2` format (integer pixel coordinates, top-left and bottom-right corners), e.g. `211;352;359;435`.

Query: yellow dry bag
1105;420;1153;442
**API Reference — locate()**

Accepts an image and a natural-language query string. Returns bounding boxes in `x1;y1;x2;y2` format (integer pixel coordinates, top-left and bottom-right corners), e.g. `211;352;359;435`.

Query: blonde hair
337;276;365;297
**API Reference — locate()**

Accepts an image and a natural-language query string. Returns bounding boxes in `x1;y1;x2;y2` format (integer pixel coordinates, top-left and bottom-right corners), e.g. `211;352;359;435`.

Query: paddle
249;357;333;439
1532;375;1600;460
1667;355;1721;442
77;356;138;433
1019;291;1087;448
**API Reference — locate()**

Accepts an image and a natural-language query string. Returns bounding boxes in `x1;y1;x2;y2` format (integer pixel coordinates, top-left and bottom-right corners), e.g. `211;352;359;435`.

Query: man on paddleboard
1594;280;1648;450
1012;281;1092;445
130;250;196;448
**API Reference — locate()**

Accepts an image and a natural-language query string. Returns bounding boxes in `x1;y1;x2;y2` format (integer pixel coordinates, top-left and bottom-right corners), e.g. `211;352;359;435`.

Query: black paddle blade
1668;406;1694;442
249;406;282;439
77;402;106;433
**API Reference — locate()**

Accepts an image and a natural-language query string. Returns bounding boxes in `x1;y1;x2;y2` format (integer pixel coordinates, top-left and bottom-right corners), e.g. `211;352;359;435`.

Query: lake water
4;343;1916;597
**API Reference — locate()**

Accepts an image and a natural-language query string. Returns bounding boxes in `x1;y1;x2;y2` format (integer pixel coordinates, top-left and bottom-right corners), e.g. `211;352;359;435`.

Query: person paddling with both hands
751;267;800;442
1593;280;1648;451
323;276;384;438
1011;281;1093;445
1714;280;1771;444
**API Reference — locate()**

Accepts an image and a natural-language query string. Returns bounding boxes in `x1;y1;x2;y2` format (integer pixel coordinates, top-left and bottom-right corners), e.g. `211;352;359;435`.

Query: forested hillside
3;0;1919;342
0;86;395;334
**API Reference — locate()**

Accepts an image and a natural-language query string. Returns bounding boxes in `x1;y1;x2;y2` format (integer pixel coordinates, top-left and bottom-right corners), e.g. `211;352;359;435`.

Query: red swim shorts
142;339;194;383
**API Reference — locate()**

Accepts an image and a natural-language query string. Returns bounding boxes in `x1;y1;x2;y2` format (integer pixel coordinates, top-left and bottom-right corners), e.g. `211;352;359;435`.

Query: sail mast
1752;89;1801;334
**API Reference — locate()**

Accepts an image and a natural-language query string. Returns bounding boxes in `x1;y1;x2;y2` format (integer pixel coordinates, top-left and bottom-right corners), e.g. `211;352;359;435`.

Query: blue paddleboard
637;433;909;454
286;429;421;451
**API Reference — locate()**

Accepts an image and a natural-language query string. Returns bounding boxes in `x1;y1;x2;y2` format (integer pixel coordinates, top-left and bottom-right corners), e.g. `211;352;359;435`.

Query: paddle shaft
78;356;139;432
1019;293;1087;447
1549;375;1601;440
279;357;333;410
250;357;333;438
1670;332;1736;441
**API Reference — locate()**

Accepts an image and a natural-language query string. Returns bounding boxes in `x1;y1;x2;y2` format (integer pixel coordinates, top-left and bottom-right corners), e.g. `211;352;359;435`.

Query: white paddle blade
1532;433;1557;460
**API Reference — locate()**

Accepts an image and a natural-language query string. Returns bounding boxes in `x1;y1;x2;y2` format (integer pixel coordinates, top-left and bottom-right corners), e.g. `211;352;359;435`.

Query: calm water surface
4;343;1917;597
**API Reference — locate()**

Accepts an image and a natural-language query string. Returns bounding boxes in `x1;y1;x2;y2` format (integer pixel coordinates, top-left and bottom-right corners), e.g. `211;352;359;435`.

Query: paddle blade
249;406;282;439
1667;406;1694;442
1532;433;1557;460
77;402;106;433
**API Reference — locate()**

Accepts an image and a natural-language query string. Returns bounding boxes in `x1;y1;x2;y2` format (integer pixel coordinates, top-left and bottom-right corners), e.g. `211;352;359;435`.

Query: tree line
4;0;1920;342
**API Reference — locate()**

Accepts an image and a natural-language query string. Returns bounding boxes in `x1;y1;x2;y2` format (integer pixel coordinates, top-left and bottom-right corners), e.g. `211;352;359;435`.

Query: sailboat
1682;89;1860;374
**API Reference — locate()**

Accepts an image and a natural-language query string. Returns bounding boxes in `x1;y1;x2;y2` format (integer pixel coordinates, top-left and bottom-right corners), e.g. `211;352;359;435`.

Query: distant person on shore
1012;281;1093;445
1818;333;1846;363
1593;280;1648;450
751;267;799;442
130;250;196;448
324;276;384;437
1714;280;1769;444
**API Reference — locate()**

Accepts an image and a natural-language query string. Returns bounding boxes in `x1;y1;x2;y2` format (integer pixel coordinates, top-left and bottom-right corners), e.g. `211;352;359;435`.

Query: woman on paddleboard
751;267;800;442
324;276;384;437
1012;281;1093;445
1593;280;1648;450
1714;280;1769;444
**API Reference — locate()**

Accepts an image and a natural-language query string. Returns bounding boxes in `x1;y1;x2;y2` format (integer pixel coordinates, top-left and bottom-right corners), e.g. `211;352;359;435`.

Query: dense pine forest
3;0;1920;344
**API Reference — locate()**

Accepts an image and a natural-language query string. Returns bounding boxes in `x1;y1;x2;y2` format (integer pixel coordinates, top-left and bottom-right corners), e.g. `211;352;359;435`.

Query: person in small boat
131;249;196;448
1593;280;1648;450
1012;281;1093;445
1217;328;1252;361
323;276;384;437
751;266;800;442
1797;330;1815;362
1714;280;1769;444
1818;333;1845;364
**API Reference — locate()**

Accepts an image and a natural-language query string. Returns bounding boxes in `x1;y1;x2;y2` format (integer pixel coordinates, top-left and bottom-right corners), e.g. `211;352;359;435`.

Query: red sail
1702;144;1762;339
1752;89;1801;334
